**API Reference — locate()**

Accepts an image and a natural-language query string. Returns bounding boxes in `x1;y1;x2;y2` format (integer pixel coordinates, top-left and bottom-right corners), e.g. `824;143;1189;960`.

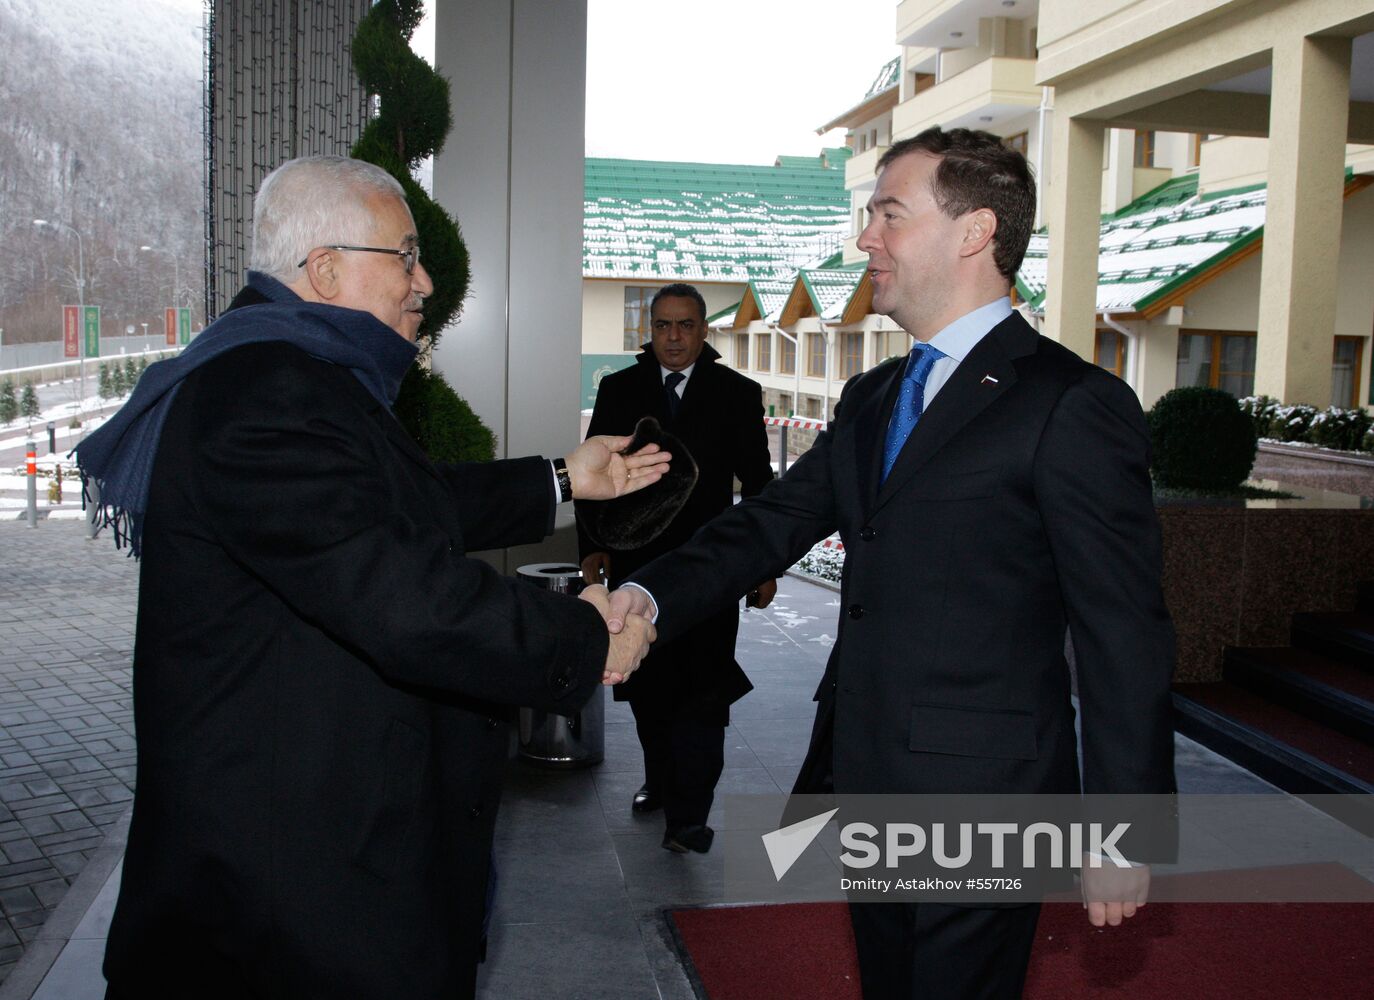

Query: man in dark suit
577;283;776;854
80;155;663;999
585;128;1176;998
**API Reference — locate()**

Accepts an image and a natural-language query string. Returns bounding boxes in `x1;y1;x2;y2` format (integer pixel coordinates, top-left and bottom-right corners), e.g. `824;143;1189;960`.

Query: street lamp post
34;218;88;409
139;244;182;314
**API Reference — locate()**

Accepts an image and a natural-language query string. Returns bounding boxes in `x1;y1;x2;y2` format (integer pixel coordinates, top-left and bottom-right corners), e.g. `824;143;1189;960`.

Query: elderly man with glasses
80;155;665;1000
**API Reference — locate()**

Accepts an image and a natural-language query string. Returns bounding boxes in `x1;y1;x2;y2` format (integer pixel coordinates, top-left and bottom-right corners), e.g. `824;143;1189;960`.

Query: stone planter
1160;482;1374;682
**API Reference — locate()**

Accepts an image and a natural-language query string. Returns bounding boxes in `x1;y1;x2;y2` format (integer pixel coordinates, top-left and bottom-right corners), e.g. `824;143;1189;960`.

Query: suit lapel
872;313;1033;512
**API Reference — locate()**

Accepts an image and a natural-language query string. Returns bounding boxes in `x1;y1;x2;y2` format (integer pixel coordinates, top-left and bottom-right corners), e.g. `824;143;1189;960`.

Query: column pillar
1255;33;1351;406
1042;112;1104;360
432;0;587;567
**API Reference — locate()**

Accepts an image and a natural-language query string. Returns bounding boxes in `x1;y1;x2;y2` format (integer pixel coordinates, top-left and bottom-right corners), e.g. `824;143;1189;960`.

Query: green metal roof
864;57;900;100
799;267;864;321
1017;174;1271;314
584;155;850;282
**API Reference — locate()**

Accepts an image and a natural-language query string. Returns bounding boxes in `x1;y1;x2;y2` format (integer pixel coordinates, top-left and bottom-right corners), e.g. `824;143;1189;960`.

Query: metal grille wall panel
204;0;373;320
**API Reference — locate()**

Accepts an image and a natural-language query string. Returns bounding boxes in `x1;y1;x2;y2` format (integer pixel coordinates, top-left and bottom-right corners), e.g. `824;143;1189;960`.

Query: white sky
413;0;900;165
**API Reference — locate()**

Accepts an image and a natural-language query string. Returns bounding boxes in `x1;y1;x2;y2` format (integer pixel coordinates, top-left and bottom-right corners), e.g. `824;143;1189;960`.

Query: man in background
578;282;777;854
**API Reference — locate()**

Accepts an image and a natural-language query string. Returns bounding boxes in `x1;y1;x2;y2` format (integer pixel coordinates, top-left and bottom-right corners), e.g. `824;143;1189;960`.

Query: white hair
249;156;408;282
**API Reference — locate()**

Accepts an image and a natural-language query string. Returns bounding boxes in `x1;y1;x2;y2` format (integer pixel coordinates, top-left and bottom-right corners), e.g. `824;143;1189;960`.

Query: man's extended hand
747;578;778;609
1081;860;1150;927
600;612;655;685
579;584;657;635
566;435;671;500
581;552;611;587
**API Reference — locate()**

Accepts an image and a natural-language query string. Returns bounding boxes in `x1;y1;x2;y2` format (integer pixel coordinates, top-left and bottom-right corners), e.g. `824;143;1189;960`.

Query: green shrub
1309;406;1372;452
393;367;496;464
1148;386;1257;491
1271;403;1317;442
1237;394;1280;439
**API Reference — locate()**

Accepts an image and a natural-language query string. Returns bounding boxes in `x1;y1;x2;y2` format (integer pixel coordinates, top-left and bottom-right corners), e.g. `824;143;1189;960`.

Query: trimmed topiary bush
1148;386;1257;491
350;0;490;463
392;367;496;463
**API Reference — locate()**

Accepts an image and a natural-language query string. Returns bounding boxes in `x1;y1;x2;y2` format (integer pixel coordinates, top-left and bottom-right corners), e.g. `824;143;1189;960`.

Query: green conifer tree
124;357;138;391
98;363;113;401
111;365;127;397
350;0;492;463
20;382;40;420
0;380;17;425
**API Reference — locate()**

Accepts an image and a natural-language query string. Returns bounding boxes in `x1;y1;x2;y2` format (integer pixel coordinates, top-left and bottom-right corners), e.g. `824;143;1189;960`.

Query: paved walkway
0;521;137;985
2;517;1367;999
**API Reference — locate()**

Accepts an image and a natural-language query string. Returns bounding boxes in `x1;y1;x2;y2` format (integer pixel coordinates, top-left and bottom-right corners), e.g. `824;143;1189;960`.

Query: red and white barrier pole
25;440;37;528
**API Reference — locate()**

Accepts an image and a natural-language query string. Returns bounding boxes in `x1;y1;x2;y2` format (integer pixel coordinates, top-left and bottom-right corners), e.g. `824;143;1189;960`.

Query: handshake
579;584;658;685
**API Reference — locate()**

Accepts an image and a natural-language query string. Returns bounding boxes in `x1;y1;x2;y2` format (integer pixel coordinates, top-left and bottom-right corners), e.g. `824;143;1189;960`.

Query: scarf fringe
80;472;140;558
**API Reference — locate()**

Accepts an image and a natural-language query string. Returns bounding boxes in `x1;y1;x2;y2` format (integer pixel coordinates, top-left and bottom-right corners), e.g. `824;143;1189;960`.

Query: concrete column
1102;128;1135;215
433;0;587;568
1255;33;1351;406
1042;113;1104;360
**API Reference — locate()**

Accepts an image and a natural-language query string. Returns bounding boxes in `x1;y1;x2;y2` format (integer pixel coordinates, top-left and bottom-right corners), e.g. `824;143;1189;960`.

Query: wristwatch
553;458;573;503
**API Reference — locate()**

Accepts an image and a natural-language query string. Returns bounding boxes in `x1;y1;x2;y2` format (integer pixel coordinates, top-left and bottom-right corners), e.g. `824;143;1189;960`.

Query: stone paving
0;520;138;986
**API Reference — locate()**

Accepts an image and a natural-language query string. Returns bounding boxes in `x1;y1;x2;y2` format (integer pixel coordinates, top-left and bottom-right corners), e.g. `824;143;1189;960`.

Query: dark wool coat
103;291;608;999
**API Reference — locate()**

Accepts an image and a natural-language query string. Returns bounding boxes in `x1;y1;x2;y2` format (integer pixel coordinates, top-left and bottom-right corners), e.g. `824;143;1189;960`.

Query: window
778;392;793;417
623;286;658;351
1176;330;1256;397
779;333;796;375
1134;130;1156;168
1189;133;1203;168
735;333;750;370
1095;330;1125;378
1003;132;1028;157
802;395;822;419
755;332;772;372
839;332;863;380
806;332;827;377
1333;336;1364;409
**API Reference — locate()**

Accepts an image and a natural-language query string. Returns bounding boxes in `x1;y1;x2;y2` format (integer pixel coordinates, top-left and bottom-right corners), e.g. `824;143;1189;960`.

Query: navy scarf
73;272;419;556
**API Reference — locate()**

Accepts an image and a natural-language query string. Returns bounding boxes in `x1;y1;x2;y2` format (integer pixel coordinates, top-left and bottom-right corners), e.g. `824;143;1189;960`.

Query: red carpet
670;866;1374;999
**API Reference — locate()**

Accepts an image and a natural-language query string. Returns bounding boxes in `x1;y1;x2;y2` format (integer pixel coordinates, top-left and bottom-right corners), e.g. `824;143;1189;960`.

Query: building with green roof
579;150;851;408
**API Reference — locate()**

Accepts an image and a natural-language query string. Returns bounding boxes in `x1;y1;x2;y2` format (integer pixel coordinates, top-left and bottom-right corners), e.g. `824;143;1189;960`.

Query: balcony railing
892;56;1039;140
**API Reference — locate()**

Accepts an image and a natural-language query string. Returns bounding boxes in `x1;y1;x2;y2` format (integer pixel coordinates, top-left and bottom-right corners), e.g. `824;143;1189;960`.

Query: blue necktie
881;343;944;483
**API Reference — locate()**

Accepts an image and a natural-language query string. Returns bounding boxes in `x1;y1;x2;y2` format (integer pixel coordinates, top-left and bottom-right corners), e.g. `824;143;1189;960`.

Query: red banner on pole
165;308;177;346
63;305;80;358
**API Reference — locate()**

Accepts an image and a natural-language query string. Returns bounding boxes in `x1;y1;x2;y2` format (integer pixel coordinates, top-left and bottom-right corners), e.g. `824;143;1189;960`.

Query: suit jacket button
848;604;864;620
553;675;570;692
859;526;876;541
470;803;484;818
486;717;500;730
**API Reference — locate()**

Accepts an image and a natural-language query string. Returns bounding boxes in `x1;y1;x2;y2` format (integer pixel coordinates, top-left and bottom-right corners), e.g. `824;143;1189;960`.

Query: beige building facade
718;0;1374;416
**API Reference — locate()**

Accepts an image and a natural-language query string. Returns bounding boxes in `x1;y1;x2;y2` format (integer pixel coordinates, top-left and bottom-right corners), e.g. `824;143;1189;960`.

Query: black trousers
847;901;1042;1000
630;698;727;831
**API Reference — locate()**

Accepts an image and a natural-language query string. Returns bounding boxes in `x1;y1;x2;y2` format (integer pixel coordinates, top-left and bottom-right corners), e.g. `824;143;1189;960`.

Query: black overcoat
103;312;607;997
576;343;773;710
630;313;1176;820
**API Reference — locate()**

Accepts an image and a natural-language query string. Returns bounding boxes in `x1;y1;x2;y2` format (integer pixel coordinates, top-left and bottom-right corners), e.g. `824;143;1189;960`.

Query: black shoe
632;785;661;814
662;824;714;854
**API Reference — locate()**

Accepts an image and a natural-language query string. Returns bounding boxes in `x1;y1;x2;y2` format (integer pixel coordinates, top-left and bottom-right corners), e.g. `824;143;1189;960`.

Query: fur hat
583;416;697;549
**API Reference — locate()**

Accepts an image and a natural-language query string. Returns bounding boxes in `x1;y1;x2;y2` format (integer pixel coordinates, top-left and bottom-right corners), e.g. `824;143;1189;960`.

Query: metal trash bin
515;563;605;768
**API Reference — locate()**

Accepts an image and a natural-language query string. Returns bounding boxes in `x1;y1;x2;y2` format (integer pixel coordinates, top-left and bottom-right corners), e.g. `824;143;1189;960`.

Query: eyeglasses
297;245;420;275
